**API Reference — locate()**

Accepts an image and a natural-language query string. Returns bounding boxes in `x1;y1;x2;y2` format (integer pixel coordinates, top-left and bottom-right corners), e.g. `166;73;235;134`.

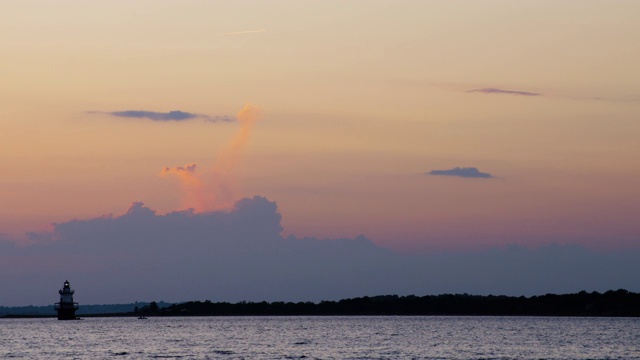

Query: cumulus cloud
90;110;234;122
160;163;208;211
428;167;494;178
468;88;540;96
2;196;640;306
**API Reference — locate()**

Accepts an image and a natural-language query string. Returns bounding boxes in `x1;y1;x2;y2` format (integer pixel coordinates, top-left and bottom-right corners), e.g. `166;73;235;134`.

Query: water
1;316;638;359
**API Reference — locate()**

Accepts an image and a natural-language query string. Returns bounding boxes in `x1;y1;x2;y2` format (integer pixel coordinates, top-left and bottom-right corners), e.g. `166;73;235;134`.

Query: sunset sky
1;1;640;305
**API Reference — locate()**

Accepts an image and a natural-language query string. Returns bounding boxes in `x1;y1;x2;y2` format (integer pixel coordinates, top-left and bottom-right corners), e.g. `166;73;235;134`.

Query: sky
1;1;640;306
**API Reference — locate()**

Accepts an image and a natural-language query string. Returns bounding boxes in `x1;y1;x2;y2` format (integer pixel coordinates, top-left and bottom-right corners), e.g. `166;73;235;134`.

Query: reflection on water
1;316;638;359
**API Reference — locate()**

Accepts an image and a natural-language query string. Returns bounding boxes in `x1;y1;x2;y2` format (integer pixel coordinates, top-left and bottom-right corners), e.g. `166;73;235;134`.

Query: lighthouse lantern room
54;280;79;320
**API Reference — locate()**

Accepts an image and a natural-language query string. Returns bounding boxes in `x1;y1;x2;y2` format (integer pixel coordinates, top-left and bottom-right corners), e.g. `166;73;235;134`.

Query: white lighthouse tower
54;280;79;320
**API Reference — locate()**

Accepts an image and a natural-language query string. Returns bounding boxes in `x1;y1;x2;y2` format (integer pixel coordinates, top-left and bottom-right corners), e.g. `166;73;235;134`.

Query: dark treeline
3;290;639;318
150;289;640;317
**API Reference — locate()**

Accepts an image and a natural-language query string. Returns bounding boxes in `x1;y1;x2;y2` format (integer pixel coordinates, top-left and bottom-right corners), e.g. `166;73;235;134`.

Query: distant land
0;302;172;318
2;290;639;318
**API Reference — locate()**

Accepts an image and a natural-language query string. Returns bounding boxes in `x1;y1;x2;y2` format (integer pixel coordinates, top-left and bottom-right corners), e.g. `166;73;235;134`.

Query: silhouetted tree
148;301;159;313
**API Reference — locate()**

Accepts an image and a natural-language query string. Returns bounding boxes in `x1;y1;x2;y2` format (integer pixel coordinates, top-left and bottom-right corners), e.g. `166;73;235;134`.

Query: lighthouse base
55;302;79;320
57;308;77;320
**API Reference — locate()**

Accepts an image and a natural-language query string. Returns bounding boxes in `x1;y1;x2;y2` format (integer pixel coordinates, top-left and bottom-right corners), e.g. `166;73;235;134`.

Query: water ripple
1;316;639;359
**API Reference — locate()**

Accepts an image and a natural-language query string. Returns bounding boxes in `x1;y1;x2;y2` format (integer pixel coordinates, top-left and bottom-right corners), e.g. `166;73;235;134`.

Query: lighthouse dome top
59;280;74;295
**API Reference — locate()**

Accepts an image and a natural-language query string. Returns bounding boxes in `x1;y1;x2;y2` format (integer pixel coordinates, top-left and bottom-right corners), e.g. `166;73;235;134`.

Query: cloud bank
428;167;494;178
2;196;639;306
91;110;234;122
468;88;540;96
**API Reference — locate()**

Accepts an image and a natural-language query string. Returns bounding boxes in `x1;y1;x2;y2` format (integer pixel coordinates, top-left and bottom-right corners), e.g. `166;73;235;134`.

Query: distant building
54;280;79;320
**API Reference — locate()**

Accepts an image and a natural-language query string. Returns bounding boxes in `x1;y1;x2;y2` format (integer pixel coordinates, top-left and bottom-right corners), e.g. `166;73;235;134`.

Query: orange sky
1;0;639;252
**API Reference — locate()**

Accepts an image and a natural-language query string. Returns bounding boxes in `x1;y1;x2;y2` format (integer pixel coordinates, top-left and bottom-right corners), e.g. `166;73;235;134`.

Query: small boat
138;316;147;320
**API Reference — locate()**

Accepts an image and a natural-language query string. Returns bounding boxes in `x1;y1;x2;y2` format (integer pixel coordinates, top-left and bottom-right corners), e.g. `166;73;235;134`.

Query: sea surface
1;316;638;359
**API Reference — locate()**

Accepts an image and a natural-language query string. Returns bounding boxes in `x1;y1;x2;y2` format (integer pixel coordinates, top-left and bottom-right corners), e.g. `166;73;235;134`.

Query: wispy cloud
428;167;494;179
432;82;638;103
468;88;540;96
221;29;267;36
160;104;262;212
89;110;234;123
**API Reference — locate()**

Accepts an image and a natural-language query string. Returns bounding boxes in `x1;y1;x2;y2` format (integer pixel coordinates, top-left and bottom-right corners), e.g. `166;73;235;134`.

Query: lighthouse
54;280;79;320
